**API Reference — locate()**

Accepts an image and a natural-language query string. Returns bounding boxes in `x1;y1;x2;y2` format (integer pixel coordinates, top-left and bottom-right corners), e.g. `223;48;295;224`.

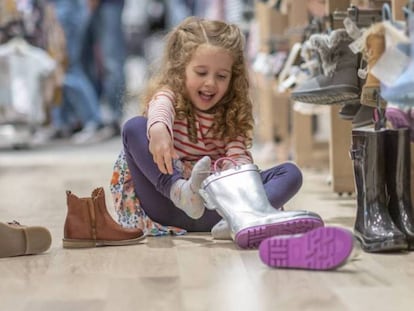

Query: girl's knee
122;116;147;142
285;162;303;188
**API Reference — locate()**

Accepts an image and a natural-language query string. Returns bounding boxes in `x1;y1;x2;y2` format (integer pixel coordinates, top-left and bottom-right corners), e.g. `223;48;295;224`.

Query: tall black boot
350;128;407;252
385;128;414;249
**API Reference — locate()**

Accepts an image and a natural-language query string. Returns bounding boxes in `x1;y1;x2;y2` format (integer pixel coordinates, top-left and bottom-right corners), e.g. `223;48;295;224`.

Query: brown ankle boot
62;187;145;248
0;221;52;258
360;22;387;108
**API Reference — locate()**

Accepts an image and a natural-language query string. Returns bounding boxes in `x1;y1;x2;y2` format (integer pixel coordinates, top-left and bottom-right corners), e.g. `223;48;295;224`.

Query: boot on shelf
350;128;407;252
0;221;52;258
199;159;324;249
63;187;145;248
385;128;414;249
291;29;361;105
360;22;387;108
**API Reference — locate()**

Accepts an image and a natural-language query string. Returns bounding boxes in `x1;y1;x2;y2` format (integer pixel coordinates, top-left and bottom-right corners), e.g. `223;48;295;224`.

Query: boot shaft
64;191;95;240
385;128;411;198
351;129;388;222
384;128;414;244
310;29;358;76
351;129;387;198
201;164;273;218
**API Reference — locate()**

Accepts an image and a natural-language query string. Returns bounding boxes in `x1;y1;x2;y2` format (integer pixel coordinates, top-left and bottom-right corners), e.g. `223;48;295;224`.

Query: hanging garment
0;37;56;125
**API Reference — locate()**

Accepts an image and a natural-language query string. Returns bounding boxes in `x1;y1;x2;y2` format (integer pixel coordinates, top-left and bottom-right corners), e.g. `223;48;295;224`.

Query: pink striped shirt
147;90;253;169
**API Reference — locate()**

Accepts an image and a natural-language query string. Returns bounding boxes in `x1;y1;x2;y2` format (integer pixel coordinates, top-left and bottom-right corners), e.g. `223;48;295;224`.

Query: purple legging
122;116;303;231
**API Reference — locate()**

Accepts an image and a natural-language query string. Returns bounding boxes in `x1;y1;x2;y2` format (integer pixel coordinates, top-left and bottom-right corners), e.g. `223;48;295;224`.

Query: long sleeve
146;90;176;139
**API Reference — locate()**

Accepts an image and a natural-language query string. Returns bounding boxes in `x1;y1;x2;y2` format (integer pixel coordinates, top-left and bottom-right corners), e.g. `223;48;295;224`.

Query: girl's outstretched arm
148;122;178;174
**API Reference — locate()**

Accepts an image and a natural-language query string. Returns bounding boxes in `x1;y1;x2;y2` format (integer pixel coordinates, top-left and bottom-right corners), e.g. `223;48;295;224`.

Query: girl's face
184;44;233;112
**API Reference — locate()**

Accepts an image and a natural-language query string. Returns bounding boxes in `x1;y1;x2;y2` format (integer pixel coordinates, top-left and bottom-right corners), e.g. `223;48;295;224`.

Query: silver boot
199;163;324;249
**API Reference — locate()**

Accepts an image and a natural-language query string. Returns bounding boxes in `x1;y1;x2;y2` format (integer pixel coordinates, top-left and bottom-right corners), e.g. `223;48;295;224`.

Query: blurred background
0;0;256;149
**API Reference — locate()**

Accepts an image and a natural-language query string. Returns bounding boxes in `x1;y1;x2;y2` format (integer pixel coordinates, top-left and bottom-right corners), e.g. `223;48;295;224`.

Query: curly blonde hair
141;16;253;147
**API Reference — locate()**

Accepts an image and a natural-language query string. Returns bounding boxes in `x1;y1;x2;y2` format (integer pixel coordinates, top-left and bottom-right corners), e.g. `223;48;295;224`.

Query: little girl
111;16;305;236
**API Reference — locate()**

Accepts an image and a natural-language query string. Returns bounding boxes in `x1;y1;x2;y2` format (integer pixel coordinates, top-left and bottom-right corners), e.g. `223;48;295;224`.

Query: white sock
170;156;211;219
211;219;232;240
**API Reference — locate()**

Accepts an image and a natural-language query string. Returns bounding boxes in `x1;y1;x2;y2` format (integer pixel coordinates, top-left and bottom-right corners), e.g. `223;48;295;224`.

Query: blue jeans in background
49;0;102;130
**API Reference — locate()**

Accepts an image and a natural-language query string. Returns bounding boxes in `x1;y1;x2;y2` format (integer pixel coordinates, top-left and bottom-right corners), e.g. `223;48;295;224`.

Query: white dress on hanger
0;37;56;125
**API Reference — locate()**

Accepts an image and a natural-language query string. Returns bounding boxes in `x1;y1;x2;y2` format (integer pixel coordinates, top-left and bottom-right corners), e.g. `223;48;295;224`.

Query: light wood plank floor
1;139;414;311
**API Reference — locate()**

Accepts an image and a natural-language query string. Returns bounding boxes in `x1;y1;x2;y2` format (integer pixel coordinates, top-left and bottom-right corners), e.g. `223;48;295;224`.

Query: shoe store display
258;226;355;270
63;187;146;248
0;221;52;258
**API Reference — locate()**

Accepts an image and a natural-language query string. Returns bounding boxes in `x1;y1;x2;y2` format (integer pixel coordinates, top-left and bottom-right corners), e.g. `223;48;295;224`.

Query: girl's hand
148;122;178;174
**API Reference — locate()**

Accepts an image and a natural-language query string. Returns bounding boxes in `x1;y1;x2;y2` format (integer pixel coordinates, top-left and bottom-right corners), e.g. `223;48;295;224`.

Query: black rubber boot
385;128;414;249
350;128;407;252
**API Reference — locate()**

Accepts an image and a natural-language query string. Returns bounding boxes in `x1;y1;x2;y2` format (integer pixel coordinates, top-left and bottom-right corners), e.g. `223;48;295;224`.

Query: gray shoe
291;29;361;105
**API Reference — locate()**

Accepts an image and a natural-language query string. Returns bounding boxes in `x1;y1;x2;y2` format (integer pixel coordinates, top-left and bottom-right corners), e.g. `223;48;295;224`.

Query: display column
326;0;355;195
288;0;329;168
253;1;289;147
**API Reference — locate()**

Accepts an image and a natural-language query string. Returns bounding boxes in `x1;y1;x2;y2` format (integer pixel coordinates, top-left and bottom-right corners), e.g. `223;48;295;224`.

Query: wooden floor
1;139;414;311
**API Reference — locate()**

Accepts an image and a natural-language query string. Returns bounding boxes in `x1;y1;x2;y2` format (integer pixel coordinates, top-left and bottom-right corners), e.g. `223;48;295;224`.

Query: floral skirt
109;150;186;236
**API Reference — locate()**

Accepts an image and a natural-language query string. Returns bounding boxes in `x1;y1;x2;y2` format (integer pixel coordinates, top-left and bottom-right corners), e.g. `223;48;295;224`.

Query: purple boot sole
384;107;414;142
258;226;354;270
235;217;324;249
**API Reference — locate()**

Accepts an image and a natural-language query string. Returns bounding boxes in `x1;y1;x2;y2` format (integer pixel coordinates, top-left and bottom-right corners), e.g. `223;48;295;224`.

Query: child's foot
211;219;232;240
170;156;211;219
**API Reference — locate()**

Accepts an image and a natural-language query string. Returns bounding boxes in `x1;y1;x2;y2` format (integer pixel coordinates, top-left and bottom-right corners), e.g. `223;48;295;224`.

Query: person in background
48;0;107;144
83;0;126;135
